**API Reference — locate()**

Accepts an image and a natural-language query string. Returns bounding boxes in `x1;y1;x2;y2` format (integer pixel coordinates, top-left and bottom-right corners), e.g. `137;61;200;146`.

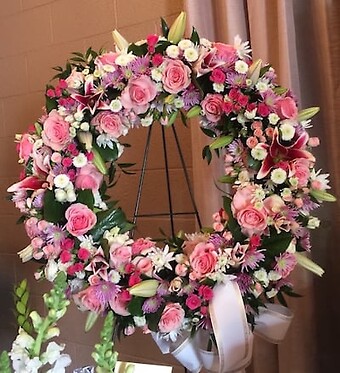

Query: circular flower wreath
7;11;335;372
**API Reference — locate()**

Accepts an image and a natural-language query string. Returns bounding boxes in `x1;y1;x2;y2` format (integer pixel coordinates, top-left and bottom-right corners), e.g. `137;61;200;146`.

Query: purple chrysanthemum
45;224;66;246
93;281;119;304
182;84;201;110
227;139;245;163
32;193;44;209
129;56;150;75
241;249;265;272
225;72;246;88
142;296;163;313
235;273;253;295
102;70;124;89
301;196;320;213
208;233;227;249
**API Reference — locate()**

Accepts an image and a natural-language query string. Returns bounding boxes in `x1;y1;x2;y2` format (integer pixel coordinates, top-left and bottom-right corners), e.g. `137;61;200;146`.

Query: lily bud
168;12;187;44
92;147;107;175
85;310;99;332
18;244;34;262
297;107;320;122
186;105;201;119
112;29;129;51
310;189;337;202
77;131;93;151
247;59;262;85
129;279;159;297
295;252;324;277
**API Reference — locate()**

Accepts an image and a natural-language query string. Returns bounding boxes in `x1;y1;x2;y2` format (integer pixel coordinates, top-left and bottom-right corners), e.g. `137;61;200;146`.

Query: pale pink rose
131;237;155;255
291;158;310;187
42;110;71;151
95;52;119;67
236;207;267;236
25;217;40;238
201;93;224;123
73;286;106;313
121;75;157;114
75;163;103;191
158;303;185;333
162;59;191;94
133;257;153;276
231;185;256;212
109;294;130;316
175;263;188;277
65;68;84;91
17;133;34;162
110;244;132;268
91;111;126;137
308;137;320;147
43;243;61;259
65;203;97;236
31;237;43;249
263;195;285;216
189;242;217;280
275;97;298;119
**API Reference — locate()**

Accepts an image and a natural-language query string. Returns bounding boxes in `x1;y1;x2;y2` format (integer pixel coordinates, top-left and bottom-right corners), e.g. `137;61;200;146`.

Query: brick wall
0;1;193;371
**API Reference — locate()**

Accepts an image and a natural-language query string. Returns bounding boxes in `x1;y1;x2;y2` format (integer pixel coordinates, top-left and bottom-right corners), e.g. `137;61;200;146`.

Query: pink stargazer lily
7;176;45;193
257;128;315;179
72;76;109;114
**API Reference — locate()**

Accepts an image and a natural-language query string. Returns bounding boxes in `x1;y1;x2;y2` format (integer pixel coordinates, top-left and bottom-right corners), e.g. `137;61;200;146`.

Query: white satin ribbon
152;280;293;373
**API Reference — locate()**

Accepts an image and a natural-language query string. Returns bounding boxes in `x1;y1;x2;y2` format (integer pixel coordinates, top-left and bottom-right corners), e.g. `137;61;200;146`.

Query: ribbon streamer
153;280;293;373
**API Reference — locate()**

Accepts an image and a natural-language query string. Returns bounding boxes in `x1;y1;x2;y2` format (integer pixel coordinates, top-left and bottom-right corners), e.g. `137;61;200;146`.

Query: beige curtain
185;0;340;372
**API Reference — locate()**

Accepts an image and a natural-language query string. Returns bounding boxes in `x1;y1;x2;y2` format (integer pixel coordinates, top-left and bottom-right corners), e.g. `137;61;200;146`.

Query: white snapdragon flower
74;111;84;122
307;216;320;229
44;259;59;282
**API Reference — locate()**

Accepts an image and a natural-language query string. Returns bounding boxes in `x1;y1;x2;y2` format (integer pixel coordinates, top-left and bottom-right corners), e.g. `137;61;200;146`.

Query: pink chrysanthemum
241;248;265;272
274;252;297;278
142;296;163;313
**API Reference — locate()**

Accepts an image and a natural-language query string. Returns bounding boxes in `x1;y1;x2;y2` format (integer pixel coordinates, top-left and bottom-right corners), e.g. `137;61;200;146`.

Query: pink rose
201;93;224;123
75;163;103;191
186;294;201;310
162;59;191;94
121;75;157;114
65;203;97;236
133;257;153;276
275;97;298;119
231;185;256;213
131;238;155;255
65;68;84;91
263;195;285;216
95;52;119;67
198;285;214;301
17;133;34;162
25;217;40;238
236;207;267;236
110;243;132;269
73;286;106;314
42;110;71;151
291;159;310;187
158;303;185;333
189;242;217;280
91;111;126;138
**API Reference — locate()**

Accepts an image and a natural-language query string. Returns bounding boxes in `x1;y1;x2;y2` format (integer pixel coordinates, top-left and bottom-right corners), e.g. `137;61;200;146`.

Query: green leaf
218;175;236;184
261;230;292;256
127;297;144;316
0;351;11;373
160;17;169;37
77;189;95;209
85;311;99;332
90;207;129;242
45;95;58;113
200;127;216;138
190;27;200;45
43;189;67;224
127;43;147;56
179;110;188;127
16;301;26;315
202;145;212;164
186;105;201;119
93;142;118;163
209;135;234;150
223;196;245;243
276;291;287;307
21;290;29;307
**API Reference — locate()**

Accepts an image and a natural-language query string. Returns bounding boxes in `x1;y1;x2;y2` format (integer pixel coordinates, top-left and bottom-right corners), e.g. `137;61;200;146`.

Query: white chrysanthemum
178;39;194;50
235;60;249;74
254;187;265;200
140;115;153;127
103;64;115;73
289;177;299;188
151;67;163;82
254;268;269;287
213;83;224;93
66;189;76;203
184;47;198;62
245;108;256;119
251;145;267;160
166;45;180;58
281;188;292;199
108;270;121;284
307;216;320;229
109;99;122;112
271;168;287;184
74;111;84;122
55;189;67;203
254;200;264;209
115;53;136;66
73;153;88;168
174;97;184;108
280;121;295;141
255;81;268;93
80;122;90;131
54;174;70;189
268;113;280;125
200;37;212;47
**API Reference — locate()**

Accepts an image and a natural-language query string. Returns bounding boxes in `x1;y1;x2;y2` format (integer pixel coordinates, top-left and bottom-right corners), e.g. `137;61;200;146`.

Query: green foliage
0;351;11;373
223;196;246;243
14;279;32;334
202;145;212;164
43;189;67;224
160;17;169;38
261;229;292;257
209;135;234;150
77;189;95;209
190;27;200;45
